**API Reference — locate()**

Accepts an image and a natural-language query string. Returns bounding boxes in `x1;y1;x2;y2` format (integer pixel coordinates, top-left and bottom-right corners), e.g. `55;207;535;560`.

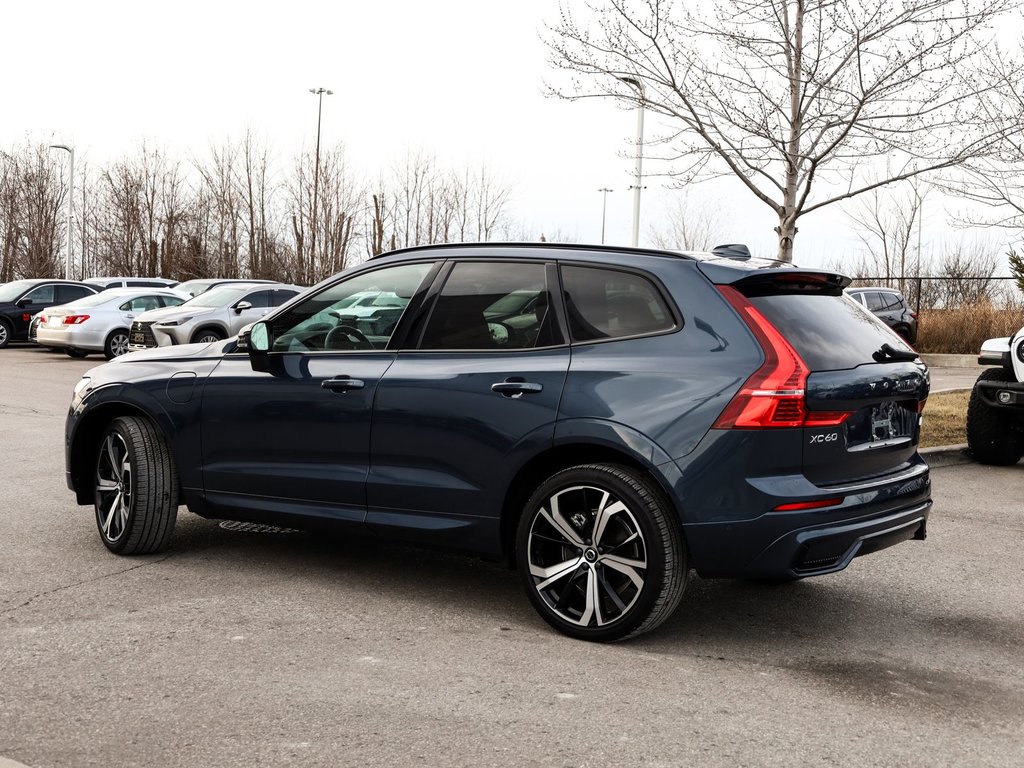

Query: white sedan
36;288;188;359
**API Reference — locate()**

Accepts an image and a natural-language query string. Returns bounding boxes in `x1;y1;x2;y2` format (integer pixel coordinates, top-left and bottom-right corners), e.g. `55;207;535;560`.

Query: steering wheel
325;324;373;350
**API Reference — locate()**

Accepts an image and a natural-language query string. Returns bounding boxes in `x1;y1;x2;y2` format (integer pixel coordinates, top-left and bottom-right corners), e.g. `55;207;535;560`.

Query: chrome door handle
491;380;543;397
322;377;365;392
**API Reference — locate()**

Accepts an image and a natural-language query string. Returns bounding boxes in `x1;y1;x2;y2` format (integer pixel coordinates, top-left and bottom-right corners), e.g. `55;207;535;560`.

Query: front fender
65;377;205;507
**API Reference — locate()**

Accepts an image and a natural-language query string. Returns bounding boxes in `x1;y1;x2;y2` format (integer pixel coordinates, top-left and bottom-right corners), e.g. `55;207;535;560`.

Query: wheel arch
499;438;685;566
105;326;130;342
190;324;227;343
68;401;180;505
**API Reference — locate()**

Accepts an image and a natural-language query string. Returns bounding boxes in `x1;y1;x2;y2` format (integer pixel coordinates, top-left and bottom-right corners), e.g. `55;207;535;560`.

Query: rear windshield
748;293;914;371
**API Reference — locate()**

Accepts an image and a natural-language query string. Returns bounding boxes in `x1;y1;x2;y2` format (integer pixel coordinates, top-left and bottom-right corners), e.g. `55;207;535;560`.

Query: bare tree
546;0;1021;261
0;149;19;282
934;234;1002;308
648;192;723;251
194;141;242;278
1;143;65;278
845;181;928;295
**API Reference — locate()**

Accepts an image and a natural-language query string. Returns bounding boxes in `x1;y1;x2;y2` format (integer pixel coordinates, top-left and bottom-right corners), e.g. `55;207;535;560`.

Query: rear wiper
872;343;919;363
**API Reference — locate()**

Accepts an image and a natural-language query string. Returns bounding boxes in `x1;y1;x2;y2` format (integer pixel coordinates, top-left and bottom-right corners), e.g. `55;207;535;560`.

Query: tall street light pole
49;144;74;279
309;87;332;282
618;77;645;248
598;188;613;244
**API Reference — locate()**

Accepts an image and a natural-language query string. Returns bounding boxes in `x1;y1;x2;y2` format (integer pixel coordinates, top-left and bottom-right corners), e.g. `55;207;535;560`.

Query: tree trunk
775;214;797;263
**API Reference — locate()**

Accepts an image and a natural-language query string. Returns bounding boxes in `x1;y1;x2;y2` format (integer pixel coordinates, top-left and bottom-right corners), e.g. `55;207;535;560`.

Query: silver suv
128;283;303;350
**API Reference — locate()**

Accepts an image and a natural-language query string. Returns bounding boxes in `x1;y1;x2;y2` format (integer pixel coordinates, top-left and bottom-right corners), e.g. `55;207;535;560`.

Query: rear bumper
683;465;932;579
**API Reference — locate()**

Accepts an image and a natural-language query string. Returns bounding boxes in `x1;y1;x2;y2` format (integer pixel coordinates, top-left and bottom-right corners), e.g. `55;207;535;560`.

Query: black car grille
130;321;158;348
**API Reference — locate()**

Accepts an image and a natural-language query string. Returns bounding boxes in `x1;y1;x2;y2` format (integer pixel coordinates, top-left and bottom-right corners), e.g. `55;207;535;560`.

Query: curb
919;353;980;368
920;443;973;468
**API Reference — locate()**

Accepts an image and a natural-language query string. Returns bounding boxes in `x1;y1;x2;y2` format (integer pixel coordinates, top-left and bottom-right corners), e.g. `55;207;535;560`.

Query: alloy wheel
109;333;129;357
95;431;132;543
526;484;648;628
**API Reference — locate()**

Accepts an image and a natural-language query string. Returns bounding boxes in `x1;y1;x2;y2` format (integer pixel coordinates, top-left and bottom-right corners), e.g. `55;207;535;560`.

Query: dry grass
917;304;1024;354
920;390;970;448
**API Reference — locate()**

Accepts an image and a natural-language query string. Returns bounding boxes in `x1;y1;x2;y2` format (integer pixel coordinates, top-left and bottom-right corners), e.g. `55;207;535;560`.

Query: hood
113;339;225;364
135;305;216;323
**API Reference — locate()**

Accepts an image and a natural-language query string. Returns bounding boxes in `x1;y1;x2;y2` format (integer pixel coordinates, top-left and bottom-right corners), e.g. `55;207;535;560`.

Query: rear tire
94;416;178;554
966;368;1024;466
65;349;90;358
894;324;914;344
516;463;688;642
104;329;130;359
0;319;11;348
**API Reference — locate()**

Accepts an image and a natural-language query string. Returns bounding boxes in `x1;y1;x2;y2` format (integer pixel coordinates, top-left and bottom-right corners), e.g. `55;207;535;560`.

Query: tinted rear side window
748;293;912;371
420;262;561;350
562;265;675;342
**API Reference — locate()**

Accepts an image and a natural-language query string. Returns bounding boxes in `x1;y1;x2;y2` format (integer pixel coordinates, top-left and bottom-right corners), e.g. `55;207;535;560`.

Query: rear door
746;289;928;485
368;260;570;552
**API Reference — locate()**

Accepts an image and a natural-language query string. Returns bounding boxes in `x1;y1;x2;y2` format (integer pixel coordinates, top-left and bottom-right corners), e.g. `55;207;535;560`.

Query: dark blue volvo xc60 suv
65;243;931;641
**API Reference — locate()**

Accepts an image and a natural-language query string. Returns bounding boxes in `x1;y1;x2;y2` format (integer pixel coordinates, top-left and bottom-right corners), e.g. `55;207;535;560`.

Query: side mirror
247;321;271;372
234;300;252;314
17;299;31;308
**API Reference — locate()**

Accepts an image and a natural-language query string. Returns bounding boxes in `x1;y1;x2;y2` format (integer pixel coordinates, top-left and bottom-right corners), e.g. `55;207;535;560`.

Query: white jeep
967;328;1024;465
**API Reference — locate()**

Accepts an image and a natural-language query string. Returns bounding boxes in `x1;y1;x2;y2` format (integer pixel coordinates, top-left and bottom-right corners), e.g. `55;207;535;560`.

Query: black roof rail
368;241;701;261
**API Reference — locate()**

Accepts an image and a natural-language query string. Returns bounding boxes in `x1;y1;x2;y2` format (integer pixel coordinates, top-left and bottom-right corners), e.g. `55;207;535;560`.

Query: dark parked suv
65;244;932;641
0;279;98;348
847;287;918;344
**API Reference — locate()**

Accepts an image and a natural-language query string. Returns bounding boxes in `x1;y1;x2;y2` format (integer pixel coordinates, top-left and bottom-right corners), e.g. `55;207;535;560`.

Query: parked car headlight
156;318;192;327
71;376;92;409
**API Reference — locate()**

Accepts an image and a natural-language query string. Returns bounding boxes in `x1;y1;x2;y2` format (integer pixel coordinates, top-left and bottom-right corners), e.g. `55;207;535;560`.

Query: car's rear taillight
713;285;853;429
64;315;90;325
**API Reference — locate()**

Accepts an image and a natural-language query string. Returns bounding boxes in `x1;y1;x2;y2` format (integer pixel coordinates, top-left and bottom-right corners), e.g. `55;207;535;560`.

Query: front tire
94;416;179;554
191;328;224;344
516;463;688;642
966;368;1024;466
65;349;89;358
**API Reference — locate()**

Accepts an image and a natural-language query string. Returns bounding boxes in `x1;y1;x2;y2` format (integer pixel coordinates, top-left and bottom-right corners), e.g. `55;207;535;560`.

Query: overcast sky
2;0;1019;271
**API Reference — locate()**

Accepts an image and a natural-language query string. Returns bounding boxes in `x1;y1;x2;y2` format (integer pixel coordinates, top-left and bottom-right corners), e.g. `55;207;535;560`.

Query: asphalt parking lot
1;346;1022;768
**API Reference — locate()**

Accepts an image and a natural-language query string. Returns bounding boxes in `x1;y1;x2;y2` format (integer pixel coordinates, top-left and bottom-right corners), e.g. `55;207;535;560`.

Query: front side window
241;290;274;309
876;292;904;311
419;262;560;350
863;292;886;311
271;263;432;352
562;265;675;343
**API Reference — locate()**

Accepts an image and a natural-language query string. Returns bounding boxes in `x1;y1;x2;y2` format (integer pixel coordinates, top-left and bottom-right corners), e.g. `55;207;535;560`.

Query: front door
198;262;435;523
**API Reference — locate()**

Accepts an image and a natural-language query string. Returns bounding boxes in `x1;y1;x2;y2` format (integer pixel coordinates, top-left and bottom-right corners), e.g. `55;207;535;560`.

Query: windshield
184;285;253;308
0;280;34;302
174;279;218;298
